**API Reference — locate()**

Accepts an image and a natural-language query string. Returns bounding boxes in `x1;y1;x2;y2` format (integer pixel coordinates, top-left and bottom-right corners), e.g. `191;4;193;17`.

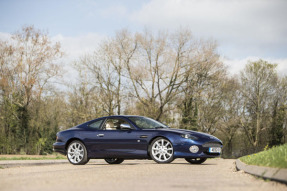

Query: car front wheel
67;140;89;165
104;158;124;164
150;137;174;163
185;158;207;164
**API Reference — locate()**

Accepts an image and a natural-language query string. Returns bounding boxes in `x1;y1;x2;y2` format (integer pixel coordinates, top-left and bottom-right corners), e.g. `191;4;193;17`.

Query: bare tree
239;60;278;148
216;77;241;157
0;25;63;154
77;30;137;116
178;39;226;133
124;29;193;120
11;26;62;107
66;64;103;126
268;76;287;146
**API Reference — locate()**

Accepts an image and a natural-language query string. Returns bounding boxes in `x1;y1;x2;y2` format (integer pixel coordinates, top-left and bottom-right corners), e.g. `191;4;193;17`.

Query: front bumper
173;140;222;158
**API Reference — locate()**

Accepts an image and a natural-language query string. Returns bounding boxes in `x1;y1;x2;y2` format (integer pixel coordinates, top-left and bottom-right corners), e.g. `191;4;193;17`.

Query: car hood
157;128;222;143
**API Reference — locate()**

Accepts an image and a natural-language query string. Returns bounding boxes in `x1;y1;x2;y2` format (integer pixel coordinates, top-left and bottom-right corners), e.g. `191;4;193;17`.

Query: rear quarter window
88;119;104;129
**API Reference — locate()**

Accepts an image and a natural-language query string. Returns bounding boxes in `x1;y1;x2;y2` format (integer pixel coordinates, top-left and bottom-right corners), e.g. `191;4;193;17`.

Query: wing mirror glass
120;123;132;130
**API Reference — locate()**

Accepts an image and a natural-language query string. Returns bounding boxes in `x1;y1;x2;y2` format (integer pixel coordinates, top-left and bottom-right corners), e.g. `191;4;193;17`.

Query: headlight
181;134;190;139
181;134;198;140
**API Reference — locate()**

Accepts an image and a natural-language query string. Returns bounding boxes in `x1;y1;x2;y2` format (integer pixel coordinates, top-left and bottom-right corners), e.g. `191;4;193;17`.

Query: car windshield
128;116;169;129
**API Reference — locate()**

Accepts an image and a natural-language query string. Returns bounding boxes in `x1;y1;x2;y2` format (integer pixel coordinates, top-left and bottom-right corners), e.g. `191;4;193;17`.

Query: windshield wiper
154;126;166;129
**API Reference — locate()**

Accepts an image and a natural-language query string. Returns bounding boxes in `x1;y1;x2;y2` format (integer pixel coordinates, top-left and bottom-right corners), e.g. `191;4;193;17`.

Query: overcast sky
0;0;287;75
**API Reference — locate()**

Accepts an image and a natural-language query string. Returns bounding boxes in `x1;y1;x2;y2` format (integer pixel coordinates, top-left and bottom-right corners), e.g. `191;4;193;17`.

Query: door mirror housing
120;123;132;130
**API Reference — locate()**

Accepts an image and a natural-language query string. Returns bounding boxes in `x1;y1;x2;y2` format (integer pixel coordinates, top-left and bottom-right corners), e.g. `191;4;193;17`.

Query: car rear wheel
67;140;89;165
150;137;174;163
185;158;207;164
104;158;124;164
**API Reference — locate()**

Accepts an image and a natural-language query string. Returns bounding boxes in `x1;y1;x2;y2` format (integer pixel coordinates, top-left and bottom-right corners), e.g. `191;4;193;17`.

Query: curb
236;159;287;184
0;159;68;168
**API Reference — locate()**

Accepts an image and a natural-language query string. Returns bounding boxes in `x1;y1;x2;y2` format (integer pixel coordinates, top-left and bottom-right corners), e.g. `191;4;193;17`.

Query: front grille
203;152;221;156
202;142;222;148
202;142;222;156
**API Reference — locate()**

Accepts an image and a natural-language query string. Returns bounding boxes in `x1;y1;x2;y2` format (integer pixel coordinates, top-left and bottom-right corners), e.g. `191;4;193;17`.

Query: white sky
0;0;286;76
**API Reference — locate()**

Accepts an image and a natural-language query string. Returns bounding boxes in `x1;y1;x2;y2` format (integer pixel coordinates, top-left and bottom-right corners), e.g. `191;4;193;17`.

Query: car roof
107;115;144;118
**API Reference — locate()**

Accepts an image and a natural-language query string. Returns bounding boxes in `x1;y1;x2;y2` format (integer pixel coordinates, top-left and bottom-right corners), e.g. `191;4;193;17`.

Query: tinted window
103;118;131;130
89;120;103;129
128;117;168;129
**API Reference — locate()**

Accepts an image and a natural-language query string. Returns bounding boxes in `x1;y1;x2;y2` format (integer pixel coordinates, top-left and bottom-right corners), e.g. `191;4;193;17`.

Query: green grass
240;144;287;169
0;155;66;160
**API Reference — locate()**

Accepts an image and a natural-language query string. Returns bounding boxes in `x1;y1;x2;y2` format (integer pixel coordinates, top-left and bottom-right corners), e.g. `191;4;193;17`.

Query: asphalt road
0;158;286;191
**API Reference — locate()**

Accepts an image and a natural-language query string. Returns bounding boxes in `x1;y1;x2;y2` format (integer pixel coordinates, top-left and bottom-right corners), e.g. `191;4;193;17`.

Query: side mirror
120;123;132;130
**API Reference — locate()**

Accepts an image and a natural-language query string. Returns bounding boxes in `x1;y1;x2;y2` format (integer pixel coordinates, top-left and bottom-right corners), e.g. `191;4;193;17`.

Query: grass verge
0;155;65;160
240;144;287;169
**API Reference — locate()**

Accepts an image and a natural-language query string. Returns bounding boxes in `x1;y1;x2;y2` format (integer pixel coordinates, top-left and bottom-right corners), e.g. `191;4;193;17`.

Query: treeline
0;26;286;157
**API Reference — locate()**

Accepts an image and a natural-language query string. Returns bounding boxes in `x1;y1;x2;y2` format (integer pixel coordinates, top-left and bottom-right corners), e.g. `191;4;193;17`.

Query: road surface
0;158;286;191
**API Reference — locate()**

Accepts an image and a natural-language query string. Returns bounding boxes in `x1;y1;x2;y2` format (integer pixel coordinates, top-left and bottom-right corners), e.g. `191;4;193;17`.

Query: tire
67;140;89;165
185;158;207;164
149;137;174;163
104;158;124;164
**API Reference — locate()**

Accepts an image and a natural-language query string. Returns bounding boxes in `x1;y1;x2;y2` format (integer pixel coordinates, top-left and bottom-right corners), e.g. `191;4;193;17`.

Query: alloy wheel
67;141;88;165
150;138;174;163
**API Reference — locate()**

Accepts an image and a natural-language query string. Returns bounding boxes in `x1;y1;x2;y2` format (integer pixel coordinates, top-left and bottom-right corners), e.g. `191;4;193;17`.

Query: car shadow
87;162;214;166
171;163;214;165
88;163;139;166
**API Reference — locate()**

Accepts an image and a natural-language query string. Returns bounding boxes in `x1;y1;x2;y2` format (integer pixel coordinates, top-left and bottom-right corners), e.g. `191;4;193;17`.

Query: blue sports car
53;115;222;165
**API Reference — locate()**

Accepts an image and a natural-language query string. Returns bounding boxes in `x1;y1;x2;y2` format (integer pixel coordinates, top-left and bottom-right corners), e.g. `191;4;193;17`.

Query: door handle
97;134;104;137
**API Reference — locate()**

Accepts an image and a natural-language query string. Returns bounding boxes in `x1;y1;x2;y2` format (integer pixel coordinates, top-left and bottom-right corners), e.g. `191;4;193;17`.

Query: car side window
89;119;103;130
104;118;130;130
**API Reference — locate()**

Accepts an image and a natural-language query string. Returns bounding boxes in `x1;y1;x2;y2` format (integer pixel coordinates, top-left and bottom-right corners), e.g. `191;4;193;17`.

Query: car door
82;118;106;158
95;117;148;158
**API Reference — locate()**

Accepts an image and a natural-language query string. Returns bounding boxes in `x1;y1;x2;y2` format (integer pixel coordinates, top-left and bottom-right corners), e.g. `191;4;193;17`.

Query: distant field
0;154;66;160
240;144;287;168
